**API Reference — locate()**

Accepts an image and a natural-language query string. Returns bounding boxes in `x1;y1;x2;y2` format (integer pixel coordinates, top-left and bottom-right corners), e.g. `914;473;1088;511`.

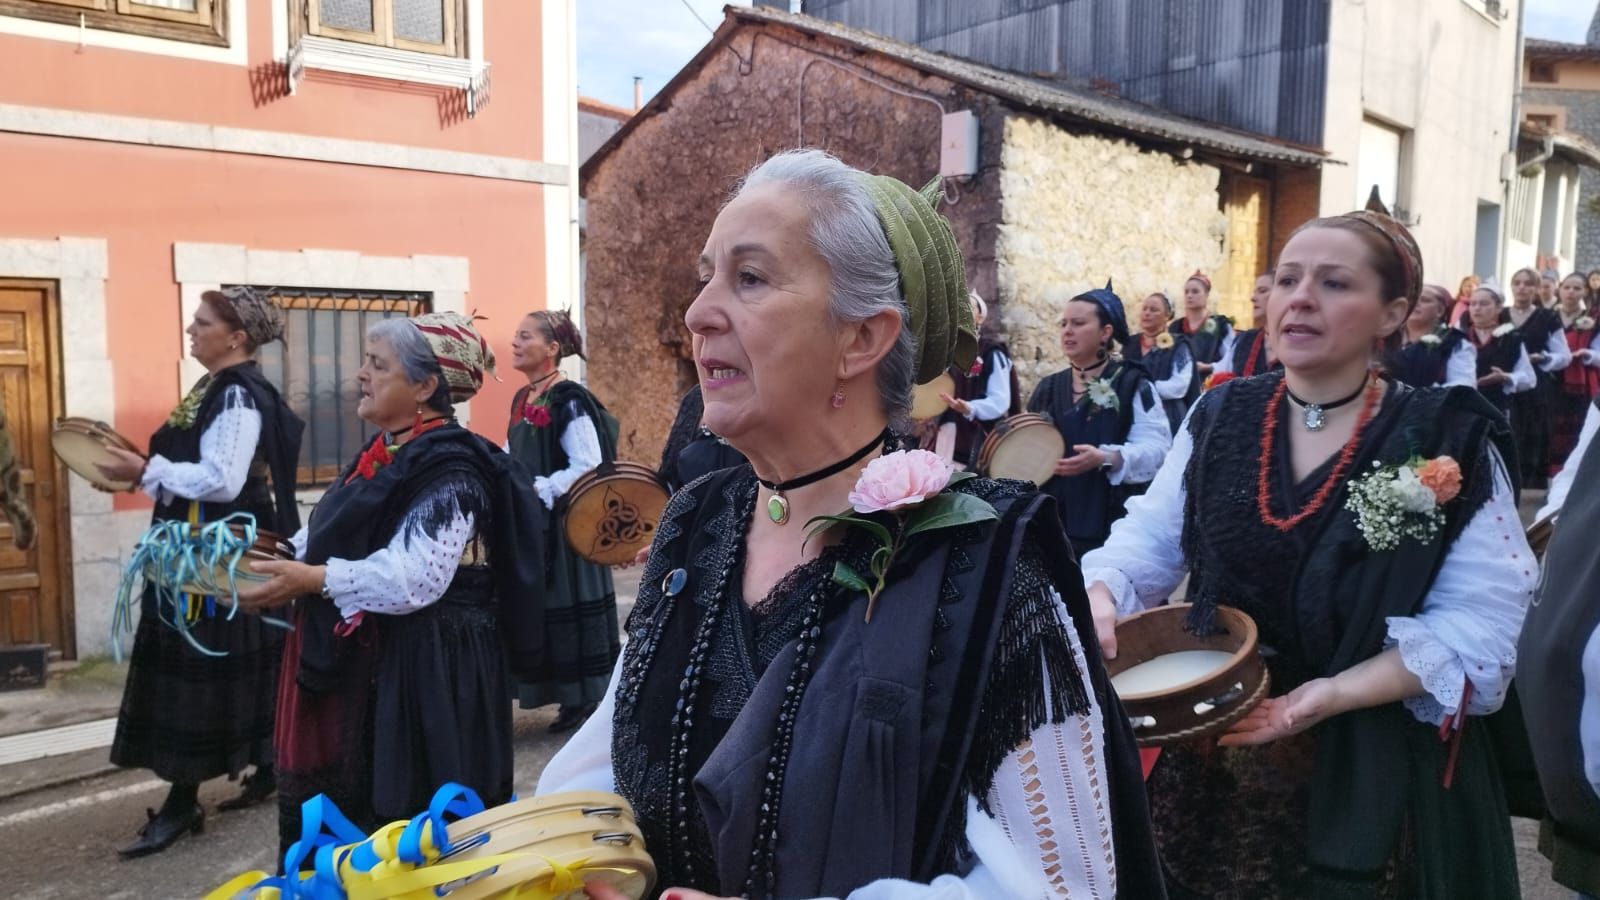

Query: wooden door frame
0;278;73;658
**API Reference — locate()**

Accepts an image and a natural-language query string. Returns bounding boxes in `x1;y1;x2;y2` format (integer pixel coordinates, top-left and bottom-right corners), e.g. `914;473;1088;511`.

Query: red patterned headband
1342;210;1422;306
1187;270;1211;291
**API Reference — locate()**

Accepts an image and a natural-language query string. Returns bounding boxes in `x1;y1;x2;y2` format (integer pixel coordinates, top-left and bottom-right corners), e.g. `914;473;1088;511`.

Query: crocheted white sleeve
1385;449;1532;725
323;499;476;620
140;385;260;505
533;414;602;509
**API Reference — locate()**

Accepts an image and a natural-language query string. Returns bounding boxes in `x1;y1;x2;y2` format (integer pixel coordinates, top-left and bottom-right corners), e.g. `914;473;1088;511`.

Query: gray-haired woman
238;312;544;859
538;149;1160;899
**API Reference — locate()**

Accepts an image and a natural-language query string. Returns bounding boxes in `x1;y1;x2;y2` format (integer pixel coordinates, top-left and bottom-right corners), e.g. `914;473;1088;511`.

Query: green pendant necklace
756;429;889;525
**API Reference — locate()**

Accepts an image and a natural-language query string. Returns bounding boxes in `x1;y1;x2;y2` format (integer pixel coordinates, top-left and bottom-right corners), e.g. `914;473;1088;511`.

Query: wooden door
0;281;69;657
1220;174;1273;326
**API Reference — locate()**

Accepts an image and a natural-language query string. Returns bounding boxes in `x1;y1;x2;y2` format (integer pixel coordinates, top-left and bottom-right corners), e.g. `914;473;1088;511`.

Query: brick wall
580;24;1004;464
1268;166;1324;267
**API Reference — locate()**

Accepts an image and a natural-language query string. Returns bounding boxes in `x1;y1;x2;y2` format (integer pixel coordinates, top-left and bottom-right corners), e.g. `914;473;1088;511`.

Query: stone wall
580;23;1004;465
996;115;1227;395
1526;86;1600;268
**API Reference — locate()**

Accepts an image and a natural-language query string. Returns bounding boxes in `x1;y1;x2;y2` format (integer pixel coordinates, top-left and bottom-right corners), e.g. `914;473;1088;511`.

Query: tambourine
428;791;656;899
177;524;295;601
1105;604;1270;747
975;413;1064;486
909;371;956;421
561;461;670;566
51;417;143;492
1526;513;1556;557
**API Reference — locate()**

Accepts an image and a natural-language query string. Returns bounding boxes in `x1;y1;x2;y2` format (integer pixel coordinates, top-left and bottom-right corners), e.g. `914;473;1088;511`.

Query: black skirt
110;585;284;784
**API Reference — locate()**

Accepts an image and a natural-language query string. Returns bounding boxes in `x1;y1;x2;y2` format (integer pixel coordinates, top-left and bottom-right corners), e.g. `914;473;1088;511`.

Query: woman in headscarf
1124;291;1194;432
1082;211;1532;898
934;291;1020;468
505;310;622;734
1552;272;1600;474
97;287;304;856
1028;283;1173;559
1170;270;1233;397
1506;266;1571;488
1391;284;1475;389
1213;272;1281;380
540;149;1162;900
1468;281;1536;417
239;312;544;858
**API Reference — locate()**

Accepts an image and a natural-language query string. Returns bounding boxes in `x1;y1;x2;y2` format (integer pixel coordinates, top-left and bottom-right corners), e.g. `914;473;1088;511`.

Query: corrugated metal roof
581;6;1323;186
1526;38;1600;61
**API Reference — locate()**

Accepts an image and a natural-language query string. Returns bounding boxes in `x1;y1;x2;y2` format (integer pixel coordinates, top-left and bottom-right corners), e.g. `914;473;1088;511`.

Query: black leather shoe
118;804;204;859
548;703;597;734
216;769;276;812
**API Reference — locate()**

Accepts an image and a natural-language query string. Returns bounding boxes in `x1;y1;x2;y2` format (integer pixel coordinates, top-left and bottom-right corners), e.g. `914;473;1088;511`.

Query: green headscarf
856;174;978;384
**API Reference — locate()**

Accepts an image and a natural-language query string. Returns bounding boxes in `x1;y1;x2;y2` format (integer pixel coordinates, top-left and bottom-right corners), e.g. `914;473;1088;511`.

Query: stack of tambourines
207;786;655;900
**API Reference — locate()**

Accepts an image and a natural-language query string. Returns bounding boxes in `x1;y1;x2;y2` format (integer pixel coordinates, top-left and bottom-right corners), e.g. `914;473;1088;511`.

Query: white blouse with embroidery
1081;403;1534;727
536;589;1120;899
533;414;602;509
140;385;260;506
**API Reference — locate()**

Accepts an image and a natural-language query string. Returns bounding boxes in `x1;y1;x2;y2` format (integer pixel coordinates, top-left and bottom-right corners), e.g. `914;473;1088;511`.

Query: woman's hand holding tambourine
235;560;325;612
1086;582;1118;660
939;392;971;418
94;446;147;492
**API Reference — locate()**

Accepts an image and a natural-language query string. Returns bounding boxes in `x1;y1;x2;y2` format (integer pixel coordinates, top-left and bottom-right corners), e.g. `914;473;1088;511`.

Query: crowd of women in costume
84;146;1600;900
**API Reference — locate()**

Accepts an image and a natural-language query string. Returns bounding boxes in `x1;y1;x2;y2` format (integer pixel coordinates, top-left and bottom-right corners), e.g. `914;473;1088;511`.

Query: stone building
580;6;1320;464
1525;17;1600;269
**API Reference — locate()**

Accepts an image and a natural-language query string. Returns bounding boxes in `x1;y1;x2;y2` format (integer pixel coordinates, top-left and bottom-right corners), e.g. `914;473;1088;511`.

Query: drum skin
51;417;143;492
560;462;669;567
909;372;956;421
1103;605;1270;747
976;414;1064;486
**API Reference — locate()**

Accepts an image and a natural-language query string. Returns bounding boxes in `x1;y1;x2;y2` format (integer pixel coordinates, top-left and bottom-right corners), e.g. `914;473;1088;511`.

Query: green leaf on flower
901;492;999;540
947;470;978;486
870;544;892;579
832;562;871;593
805;513;892;548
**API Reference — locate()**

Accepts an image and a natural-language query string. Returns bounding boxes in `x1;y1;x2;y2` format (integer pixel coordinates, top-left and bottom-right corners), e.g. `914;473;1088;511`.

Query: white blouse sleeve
1100;385;1173;486
533;415;603;509
140;385;260;505
1587;331;1600;369
1153;345;1193;401
1215;329;1237;369
1506;346;1537;394
537;605;1119;900
1541;328;1573;373
965;355;1013;423
1541;401;1600;520
323;499;475;620
1384;449;1533;725
1445;341;1477;388
290;526;308;562
1081;414;1194;616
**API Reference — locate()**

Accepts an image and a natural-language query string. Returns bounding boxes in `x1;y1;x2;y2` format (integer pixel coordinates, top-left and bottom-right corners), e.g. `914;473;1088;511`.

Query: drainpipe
1501;0;1527;280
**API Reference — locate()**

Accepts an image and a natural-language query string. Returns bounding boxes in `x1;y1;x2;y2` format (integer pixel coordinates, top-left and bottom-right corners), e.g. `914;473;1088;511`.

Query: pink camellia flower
849;449;953;514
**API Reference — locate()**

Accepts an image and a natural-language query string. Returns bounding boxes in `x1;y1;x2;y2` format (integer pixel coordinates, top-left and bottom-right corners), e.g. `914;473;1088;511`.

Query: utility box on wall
941;110;979;178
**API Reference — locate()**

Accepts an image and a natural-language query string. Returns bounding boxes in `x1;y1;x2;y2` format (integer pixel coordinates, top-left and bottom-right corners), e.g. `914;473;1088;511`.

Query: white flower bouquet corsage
1346;455;1463;551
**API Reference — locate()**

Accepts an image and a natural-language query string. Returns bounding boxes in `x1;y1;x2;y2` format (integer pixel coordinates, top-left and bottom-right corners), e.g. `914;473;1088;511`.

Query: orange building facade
0;0;578;659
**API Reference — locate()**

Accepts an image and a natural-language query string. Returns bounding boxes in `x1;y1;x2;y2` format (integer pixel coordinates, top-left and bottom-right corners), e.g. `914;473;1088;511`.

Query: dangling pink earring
831;383;846;409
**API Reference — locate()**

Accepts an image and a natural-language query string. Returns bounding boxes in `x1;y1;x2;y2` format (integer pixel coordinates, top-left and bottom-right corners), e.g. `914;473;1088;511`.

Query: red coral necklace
347;416;449;484
1256;375;1381;532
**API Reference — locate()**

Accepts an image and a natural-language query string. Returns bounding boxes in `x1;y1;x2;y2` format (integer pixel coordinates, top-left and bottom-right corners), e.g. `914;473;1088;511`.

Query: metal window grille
251;288;432;488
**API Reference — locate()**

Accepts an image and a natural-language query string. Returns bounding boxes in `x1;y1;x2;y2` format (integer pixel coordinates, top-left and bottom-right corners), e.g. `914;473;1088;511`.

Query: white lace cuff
534;475;558;510
1385;616;1507;725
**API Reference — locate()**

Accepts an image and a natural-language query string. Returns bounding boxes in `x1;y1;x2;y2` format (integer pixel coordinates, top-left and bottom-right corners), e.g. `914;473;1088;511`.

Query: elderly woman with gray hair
238;312;545;860
538;149;1160;900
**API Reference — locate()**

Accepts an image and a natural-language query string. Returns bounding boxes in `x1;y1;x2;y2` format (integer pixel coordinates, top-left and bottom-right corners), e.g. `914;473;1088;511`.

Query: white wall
1322;0;1519;283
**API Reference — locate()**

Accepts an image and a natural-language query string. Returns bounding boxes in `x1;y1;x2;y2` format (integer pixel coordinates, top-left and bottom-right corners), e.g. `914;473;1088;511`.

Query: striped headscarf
412;312;496;402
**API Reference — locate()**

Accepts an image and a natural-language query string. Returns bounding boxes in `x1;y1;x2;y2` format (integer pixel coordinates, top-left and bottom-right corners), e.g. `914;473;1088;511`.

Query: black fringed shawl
293;423;548;691
612;466;1163;899
1181;373;1523;894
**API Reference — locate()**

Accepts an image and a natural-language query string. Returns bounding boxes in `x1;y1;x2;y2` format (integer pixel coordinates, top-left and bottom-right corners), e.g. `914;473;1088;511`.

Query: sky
578;0;1591;112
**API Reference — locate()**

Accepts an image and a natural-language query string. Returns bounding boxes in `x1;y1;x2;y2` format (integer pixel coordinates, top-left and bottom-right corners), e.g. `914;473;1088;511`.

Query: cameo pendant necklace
1285;375;1370;432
